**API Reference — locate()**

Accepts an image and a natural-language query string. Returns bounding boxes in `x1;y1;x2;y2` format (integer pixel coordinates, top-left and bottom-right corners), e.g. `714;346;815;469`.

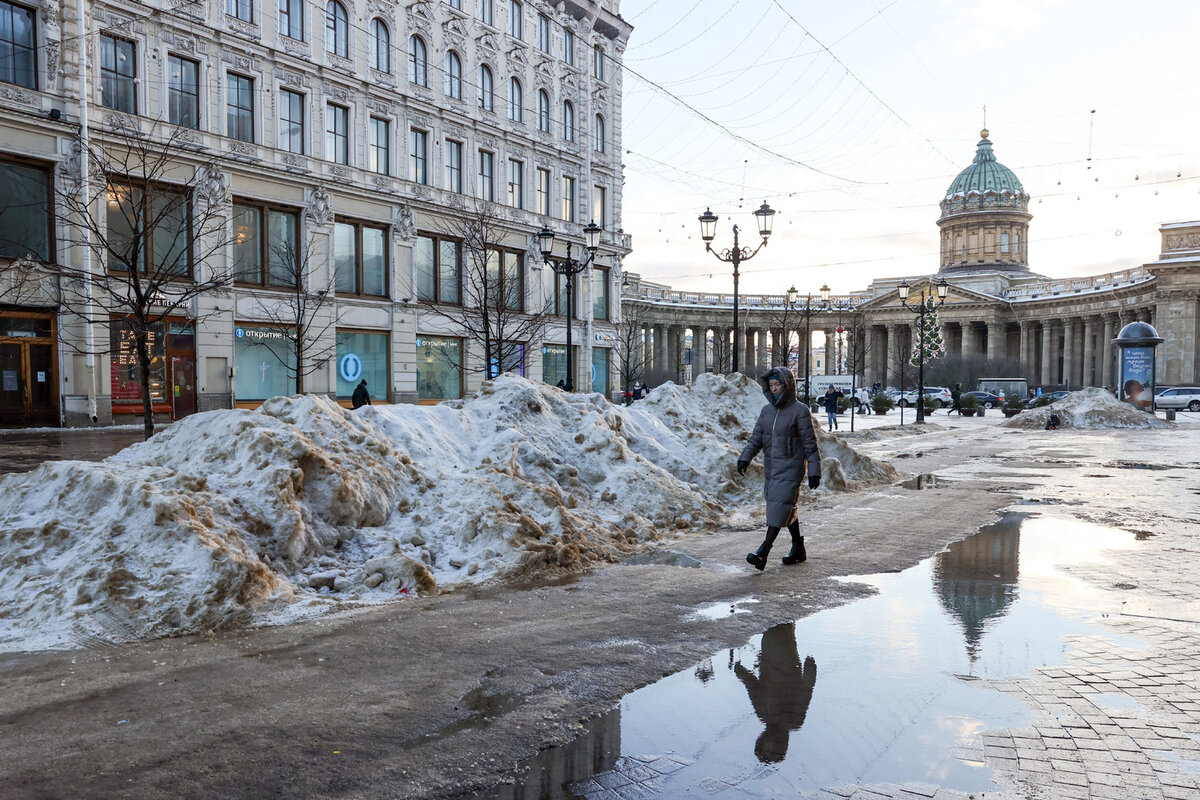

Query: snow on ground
1000;387;1171;430
0;374;898;651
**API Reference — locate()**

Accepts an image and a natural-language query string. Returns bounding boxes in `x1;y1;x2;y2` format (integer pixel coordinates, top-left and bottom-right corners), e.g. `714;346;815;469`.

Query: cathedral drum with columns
623;131;1200;393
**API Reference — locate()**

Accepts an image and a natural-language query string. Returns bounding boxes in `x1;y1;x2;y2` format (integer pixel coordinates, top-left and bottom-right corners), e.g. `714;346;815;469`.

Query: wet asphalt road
0;428;146;475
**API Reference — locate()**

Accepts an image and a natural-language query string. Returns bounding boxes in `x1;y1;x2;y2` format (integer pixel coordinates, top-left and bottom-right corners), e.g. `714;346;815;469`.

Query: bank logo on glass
339;353;363;383
235;328;244;338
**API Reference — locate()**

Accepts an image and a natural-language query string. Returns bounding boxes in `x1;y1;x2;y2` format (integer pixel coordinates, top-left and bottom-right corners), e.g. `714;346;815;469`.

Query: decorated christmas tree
909;296;946;367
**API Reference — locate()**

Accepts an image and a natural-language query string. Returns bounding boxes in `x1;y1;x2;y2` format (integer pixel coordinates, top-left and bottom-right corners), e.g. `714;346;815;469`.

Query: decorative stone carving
0;85;36;106
44;41;60;77
282;38;311;58
280;153;310;170
221;53;255;71
1165;234;1200;252
365;98;392;114
394;205;415;241
306;186;333;225
58;140;82;191
279;69;307;88
228;140;256;157
194;163;229;207
526;234;543;266
329;165;350;179
328;55;354;74
445;17;468;44
327;84;351;101
367;0;395;14
225;18;259;38
477;32;499;55
372;175;396;192
163;31;197;52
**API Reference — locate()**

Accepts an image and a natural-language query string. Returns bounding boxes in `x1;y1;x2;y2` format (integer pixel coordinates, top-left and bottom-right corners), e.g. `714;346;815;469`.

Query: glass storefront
234;324;296;401
542;344;567;387
416;336;463;401
335;330;389;402
491;342;525;377
591;347;609;396
110;321;167;407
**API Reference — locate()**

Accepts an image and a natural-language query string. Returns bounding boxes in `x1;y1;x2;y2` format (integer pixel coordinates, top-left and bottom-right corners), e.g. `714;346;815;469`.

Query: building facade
624;132;1200;393
0;0;631;427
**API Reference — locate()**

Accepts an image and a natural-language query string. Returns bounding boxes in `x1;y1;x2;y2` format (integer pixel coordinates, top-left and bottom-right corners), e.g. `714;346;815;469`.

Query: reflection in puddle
471;514;1139;799
687;596;760;621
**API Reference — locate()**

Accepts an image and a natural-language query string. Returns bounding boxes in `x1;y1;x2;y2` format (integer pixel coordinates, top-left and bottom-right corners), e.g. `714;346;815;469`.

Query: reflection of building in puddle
932;515;1021;664
469;708;620;800
733;622;818;763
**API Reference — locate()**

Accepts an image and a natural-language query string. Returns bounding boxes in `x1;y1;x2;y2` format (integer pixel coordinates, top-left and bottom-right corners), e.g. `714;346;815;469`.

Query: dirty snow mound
999;387;1170;430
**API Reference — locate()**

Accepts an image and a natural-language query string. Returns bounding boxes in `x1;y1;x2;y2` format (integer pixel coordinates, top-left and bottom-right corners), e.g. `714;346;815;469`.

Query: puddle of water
466;514;1142;799
687;597;760;621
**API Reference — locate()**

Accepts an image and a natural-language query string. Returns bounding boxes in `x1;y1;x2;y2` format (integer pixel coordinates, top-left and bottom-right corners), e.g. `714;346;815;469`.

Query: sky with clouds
617;0;1200;297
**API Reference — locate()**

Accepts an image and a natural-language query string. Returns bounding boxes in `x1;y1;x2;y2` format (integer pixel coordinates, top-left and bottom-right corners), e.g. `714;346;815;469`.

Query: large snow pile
0;374;898;651
999;387;1171;430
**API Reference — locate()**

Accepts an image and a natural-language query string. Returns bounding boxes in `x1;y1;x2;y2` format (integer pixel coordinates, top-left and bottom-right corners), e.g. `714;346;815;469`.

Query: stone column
756;330;769;373
962;322;978;356
1081;317;1096;387
887;324;902;388
1018;321;1032;382
986;320;1002;362
1061;318;1076;388
1100;314;1116;389
652;325;665;378
693;326;707;376
1039;321;1054;386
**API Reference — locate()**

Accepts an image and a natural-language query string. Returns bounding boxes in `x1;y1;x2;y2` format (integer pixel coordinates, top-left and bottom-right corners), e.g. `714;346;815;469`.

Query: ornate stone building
624;131;1200;392
0;0;631;427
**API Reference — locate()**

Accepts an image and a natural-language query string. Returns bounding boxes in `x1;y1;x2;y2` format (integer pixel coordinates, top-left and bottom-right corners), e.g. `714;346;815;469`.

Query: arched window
369;19;390;73
593;113;604;152
537;89;550;132
479;65;494;110
509;77;522;122
408;35;428;86
325;1;349;58
445;51;462;99
562;100;574;141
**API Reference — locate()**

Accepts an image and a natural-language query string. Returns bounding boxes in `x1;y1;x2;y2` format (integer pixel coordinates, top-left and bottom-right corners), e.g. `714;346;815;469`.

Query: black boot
782;536;806;565
746;542;772;571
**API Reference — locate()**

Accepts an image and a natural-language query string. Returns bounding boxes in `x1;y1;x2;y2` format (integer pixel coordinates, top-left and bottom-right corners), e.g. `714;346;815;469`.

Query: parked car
889;387;951;407
1153;387;1200;412
964;390;1004;409
1025;390;1070;409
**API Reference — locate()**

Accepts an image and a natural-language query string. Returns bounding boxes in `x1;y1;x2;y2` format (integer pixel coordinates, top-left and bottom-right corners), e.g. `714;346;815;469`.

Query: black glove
808;474;820;490
737;460;749;476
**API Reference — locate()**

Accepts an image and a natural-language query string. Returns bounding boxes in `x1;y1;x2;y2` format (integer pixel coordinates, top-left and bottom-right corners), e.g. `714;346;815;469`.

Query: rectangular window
0;0;36;88
592;185;606;228
491;342;524;378
100;35;137;113
536;167;550;216
508;0;521;38
279;0;303;39
591;347;609;396
541;343;570;387
279;89;304;153
225;0;252;22
478;150;494;201
446;0;462;9
478;0;492;26
325;103;349;164
410;129;427;184
593;44;604;80
335;330;389;402
105;182;191;277
445;139;463;193
0;158;52;261
369;117;390;174
1000;231;1011;254
561;175;575;222
416;335;463;401
233;324;297;400
334;219;389;297
231;200;300;286
168;55;199;129
226;73;254;142
507;158;522;208
591;266;608;321
503;250;523;310
562;27;574;65
110;321;167;407
414;234;460;304
537;13;549;52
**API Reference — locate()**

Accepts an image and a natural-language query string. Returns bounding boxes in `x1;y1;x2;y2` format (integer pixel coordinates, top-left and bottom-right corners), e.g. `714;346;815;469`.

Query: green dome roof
945;130;1026;197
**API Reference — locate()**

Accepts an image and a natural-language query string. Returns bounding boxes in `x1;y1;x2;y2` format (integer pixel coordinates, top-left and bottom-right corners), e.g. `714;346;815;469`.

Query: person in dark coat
821;386;843;431
737;367;821;570
948;383;963;415
734;622;818;763
351;379;371;409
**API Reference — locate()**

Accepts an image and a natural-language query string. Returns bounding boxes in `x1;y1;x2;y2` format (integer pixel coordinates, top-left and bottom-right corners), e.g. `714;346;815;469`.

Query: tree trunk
133;326;155;440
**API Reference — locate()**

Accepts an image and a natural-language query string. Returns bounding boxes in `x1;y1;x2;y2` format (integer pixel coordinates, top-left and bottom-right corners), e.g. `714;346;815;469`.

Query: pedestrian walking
821;386;843;431
948;383;962;416
856;386;870;414
351;379;371;409
736;367;821;571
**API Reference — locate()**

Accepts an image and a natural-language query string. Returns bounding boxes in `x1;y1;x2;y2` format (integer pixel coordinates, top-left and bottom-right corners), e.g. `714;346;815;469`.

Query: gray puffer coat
739;367;821;527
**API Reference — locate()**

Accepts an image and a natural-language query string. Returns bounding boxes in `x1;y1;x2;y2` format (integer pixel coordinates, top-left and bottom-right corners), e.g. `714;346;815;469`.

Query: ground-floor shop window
336;330;389;401
542;344;566;387
591;347;609;396
416;336;463;401
110;321;168;408
491;342;525;377
234;324;296;401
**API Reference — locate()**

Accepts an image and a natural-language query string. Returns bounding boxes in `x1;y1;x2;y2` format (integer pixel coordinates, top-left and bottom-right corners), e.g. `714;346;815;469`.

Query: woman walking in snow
736;367;822;570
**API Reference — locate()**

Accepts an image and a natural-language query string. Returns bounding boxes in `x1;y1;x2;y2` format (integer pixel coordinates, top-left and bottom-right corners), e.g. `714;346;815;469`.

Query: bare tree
48;118;231;439
613;299;652;403
421;201;550;380
240;238;340;394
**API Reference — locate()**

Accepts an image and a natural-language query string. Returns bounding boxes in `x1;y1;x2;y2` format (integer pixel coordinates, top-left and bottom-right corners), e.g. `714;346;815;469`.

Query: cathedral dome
945;130;1026;198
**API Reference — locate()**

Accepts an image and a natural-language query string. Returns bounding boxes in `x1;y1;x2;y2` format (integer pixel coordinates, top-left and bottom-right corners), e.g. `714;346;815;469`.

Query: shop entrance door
0;342;57;427
171;355;196;419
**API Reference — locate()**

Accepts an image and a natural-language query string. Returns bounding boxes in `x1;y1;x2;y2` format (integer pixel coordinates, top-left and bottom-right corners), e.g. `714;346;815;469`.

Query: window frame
537;13;550;52
0;154;54;263
226;71;255;143
445;50;462;99
536;167;550;216
415;232;462;305
333;217;390;299
593;44;604;80
104;178;194;279
478;0;492;26
408;34;428;86
488;246;525;312
167;54;200;130
225;0;253;23
410;128;428;184
0;0;36;89
537;88;550;133
592;184;606;228
279;0;304;40
230;199;302;288
369;116;391;175
369;18;391;72
591;265;609;320
508;76;522;122
478;64;494;111
561;175;575;222
593;113;604;153
508;0;521;39
100;34;137;114
279;88;305;154
325;0;349;58
507;158;523;209
561;26;574;65
325;102;349;165
562;99;574;141
444;139;464;193
478;150;495;201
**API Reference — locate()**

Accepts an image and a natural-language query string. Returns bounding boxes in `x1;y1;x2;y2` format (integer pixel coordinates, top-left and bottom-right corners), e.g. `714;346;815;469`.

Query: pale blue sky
618;0;1200;295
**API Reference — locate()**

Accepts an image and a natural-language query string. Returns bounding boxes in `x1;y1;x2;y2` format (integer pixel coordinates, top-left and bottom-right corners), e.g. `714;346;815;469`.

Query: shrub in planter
959;393;982;413
926;397;944;410
871;393;895;415
837;395;856;414
1002;393;1025;417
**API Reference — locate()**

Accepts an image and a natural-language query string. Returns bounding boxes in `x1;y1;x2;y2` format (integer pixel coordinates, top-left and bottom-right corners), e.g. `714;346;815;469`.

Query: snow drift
0;374;898;651
999;387;1171;430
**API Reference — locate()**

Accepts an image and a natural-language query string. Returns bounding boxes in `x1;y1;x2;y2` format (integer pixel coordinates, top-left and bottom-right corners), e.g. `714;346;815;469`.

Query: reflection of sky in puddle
464;515;1145;799
687;596;761;621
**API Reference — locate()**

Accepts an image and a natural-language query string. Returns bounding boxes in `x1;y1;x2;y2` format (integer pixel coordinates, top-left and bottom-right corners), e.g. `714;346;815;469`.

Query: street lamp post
539;220;602;391
698;202;775;374
897;277;949;423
